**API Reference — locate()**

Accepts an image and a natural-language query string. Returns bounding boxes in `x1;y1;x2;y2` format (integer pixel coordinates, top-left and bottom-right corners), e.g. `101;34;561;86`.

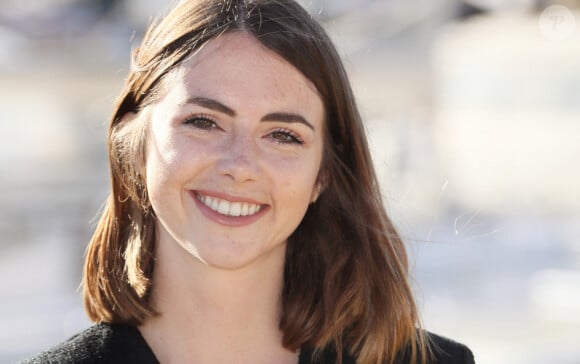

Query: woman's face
143;32;324;271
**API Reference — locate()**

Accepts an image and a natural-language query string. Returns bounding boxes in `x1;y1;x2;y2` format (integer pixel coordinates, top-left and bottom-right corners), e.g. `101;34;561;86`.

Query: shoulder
19;323;158;364
423;331;475;364
300;331;474;364
389;331;475;364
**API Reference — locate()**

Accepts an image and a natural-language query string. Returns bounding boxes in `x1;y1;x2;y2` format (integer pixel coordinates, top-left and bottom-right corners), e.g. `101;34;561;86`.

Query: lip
190;190;269;227
194;189;265;205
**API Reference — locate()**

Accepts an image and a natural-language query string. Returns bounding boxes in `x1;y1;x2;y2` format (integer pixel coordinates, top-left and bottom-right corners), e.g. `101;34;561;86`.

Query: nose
216;132;261;183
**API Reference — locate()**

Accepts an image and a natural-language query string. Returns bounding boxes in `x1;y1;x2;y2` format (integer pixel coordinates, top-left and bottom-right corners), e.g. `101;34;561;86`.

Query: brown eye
184;116;217;130
269;129;304;145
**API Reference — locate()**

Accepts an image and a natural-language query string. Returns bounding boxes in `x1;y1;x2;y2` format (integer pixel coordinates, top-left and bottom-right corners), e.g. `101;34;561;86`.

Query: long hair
83;1;428;363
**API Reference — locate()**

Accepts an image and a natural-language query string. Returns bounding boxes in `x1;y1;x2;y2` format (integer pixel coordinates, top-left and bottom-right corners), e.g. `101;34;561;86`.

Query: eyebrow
261;112;315;131
184;96;236;116
184;96;315;131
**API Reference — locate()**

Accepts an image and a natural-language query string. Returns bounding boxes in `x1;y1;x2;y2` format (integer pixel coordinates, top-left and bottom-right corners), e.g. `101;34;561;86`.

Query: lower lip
190;192;269;227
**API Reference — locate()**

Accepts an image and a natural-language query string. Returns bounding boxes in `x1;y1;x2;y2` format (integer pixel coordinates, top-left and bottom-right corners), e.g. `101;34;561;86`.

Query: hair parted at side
83;0;429;363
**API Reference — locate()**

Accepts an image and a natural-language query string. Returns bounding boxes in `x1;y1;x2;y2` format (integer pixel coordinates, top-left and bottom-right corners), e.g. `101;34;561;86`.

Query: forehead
159;32;323;117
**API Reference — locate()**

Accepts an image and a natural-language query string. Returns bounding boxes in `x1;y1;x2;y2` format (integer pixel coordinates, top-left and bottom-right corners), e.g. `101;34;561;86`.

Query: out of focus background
1;0;579;362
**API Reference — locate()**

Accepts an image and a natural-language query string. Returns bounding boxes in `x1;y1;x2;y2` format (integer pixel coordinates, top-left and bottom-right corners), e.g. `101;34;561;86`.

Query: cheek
145;134;197;199
269;153;321;203
145;138;177;185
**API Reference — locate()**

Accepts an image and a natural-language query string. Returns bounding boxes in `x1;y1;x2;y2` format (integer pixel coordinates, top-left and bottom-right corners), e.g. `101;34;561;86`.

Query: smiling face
143;32;325;271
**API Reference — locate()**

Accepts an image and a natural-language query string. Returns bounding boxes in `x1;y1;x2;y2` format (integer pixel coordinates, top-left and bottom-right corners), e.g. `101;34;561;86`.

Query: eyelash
182;115;304;145
183;114;218;130
268;128;304;145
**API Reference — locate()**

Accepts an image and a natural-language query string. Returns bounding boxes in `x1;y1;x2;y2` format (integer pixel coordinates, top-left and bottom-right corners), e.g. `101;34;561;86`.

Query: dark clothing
21;324;156;364
21;323;475;364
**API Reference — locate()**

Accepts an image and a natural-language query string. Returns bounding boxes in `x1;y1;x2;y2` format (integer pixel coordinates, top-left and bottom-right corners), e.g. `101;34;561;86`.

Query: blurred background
1;0;579;363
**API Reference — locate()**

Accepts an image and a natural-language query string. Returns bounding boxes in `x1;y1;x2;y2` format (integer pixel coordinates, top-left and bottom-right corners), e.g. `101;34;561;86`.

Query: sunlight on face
144;32;325;271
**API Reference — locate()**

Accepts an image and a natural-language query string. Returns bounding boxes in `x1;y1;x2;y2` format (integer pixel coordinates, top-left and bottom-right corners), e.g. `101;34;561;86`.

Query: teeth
248;204;257;215
217;200;229;214
229;202;242;217
197;193;262;217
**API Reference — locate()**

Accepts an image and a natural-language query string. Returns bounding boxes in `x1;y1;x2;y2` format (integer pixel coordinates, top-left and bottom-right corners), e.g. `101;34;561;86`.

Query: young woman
23;0;474;363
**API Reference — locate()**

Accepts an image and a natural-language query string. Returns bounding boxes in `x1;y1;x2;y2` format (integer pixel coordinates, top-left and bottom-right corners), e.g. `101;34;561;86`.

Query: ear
310;168;329;203
310;182;323;204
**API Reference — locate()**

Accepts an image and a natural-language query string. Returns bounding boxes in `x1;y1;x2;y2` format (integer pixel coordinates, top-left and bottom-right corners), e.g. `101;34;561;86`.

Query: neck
139;232;297;364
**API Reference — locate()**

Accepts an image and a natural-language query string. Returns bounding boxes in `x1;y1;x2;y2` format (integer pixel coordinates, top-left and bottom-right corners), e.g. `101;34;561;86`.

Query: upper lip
192;189;267;206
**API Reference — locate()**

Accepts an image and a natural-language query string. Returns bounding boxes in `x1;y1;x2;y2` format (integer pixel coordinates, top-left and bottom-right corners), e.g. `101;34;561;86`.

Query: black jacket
21;323;475;364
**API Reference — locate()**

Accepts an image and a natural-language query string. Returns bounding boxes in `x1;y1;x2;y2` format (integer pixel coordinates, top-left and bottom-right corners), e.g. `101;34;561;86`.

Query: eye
268;128;304;145
183;114;218;130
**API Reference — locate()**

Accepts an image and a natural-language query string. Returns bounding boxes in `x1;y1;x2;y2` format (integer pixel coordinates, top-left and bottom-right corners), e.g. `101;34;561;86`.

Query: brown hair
83;0;428;363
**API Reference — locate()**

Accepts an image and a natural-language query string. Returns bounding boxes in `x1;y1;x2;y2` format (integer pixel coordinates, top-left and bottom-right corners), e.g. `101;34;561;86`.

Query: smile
194;192;265;217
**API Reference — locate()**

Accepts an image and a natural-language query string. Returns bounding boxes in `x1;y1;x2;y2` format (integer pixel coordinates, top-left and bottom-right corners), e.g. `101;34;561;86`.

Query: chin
189;241;288;272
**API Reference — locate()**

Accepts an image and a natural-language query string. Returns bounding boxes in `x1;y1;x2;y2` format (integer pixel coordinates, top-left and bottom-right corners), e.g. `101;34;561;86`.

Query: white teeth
217;200;229;214
197;193;262;217
248;204;257;215
229;202;242;217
